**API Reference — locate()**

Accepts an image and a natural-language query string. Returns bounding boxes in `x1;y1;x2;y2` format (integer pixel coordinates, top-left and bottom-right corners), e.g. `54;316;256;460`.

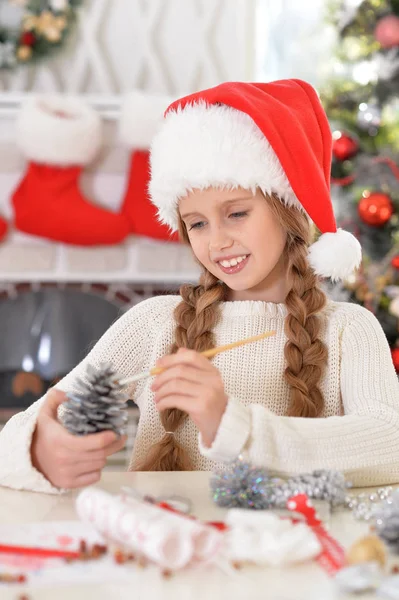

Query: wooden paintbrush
117;330;276;387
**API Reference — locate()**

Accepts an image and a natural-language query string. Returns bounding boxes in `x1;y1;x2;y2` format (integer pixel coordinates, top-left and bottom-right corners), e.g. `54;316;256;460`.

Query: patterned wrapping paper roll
76;488;223;570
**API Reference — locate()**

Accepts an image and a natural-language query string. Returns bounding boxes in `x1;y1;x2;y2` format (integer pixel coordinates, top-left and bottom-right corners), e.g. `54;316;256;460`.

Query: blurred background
0;0;398;468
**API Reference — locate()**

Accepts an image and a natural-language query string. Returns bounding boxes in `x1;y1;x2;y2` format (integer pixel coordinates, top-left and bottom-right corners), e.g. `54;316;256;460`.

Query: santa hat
149;79;362;281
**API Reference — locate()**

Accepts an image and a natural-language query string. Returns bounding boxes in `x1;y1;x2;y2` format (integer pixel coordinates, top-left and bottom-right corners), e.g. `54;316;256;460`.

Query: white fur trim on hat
16;95;102;166
119;91;176;149
308;229;362;282
149;101;303;231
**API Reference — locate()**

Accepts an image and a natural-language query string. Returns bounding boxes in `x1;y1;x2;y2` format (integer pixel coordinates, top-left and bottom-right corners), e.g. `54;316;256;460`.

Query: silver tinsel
374;490;399;551
345;487;393;522
357;101;382;135
62;362;128;437
210;457;349;510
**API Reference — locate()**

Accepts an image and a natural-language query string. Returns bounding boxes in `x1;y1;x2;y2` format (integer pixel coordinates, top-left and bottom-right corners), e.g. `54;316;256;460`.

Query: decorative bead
346;535;387;568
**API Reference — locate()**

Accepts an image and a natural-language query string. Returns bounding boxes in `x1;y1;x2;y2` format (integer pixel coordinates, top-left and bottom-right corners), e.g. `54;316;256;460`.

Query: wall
0;0;256;283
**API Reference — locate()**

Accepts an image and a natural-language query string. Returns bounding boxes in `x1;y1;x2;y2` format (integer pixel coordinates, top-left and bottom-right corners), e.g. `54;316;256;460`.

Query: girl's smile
215;253;251;275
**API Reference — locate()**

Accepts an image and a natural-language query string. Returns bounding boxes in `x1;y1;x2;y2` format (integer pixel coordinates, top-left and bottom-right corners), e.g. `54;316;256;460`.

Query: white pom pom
308;228;362;282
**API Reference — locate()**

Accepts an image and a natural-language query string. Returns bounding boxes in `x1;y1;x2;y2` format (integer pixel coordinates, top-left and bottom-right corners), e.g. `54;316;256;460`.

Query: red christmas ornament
392;256;399;270
332;132;359;161
20;32;36;47
358;192;394;227
391;348;399;373
375;15;399;48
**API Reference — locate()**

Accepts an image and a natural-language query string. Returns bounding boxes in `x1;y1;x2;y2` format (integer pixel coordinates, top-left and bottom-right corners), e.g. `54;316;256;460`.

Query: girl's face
179;187;290;301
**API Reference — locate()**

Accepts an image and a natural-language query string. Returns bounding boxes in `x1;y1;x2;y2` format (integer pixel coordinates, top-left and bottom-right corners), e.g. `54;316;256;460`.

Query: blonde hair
135;192;328;471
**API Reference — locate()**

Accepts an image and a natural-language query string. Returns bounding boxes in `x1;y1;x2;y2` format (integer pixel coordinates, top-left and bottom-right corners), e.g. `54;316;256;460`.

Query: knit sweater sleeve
199;306;399;486
0;296;175;495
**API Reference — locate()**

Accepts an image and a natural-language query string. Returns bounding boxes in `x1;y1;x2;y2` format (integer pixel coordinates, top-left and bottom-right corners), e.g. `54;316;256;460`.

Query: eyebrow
180;196;253;220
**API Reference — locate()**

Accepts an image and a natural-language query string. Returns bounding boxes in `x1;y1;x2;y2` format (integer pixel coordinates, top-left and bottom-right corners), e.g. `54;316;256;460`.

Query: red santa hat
149;79;362;281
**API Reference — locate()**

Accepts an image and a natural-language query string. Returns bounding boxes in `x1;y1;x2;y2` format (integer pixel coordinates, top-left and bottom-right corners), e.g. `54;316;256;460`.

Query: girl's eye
189;221;206;230
230;211;248;219
188;211;248;230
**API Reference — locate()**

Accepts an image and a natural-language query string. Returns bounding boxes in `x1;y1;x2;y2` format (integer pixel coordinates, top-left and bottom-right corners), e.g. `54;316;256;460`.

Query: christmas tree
321;0;399;372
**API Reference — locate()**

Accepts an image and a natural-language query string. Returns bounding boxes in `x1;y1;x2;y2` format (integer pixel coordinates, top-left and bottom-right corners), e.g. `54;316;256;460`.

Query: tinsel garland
210;457;350;510
374;489;399;551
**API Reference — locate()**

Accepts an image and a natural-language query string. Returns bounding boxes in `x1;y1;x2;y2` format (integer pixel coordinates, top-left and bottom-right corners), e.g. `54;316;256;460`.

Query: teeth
219;255;247;268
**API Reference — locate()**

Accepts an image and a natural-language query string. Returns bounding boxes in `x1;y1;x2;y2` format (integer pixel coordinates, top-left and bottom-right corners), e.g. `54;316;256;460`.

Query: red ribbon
286;494;346;576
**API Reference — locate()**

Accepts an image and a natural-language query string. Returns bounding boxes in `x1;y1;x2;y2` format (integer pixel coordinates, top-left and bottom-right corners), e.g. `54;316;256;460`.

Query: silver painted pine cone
62;362;128;437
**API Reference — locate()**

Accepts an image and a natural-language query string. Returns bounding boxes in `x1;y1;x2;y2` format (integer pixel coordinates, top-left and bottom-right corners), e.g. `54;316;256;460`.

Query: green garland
0;0;83;70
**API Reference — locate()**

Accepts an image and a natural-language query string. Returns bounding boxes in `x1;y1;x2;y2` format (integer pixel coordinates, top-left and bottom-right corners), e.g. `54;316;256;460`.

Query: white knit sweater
0;295;398;495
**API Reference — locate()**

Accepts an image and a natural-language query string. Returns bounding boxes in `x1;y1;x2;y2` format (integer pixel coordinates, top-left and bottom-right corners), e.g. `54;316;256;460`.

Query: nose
208;225;234;253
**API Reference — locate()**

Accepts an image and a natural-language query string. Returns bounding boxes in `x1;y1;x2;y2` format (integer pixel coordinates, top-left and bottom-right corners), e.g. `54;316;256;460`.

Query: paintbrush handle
200;330;276;359
120;330;276;385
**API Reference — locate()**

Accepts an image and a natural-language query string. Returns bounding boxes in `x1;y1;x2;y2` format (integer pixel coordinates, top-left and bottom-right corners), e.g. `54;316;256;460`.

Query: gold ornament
344;273;359;291
36;12;57;35
55;16;67;31
355;284;368;302
22;15;38;31
376;276;389;292
17;45;33;61
44;27;62;42
346;535;387;568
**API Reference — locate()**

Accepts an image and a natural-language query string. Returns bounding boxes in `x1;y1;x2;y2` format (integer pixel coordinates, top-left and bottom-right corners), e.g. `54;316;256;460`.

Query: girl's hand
151;348;228;448
31;389;127;489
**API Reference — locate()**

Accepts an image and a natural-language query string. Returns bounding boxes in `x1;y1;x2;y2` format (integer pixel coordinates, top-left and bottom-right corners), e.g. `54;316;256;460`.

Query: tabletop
0;471;390;600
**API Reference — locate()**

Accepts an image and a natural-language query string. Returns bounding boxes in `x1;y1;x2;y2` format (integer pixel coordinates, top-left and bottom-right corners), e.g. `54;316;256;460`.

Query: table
0;472;389;600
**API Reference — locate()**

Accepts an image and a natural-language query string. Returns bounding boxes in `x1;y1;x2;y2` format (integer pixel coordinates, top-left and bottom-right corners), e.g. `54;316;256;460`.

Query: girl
0;79;398;495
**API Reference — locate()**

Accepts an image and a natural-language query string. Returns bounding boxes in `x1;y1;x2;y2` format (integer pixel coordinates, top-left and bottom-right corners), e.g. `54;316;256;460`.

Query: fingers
73;471;103;489
42;390;119;452
62;429;117;453
155;395;190;414
42;388;67;418
151;364;204;391
73;459;107;473
102;435;127;456
87;435;127;459
156;349;212;371
154;379;199;405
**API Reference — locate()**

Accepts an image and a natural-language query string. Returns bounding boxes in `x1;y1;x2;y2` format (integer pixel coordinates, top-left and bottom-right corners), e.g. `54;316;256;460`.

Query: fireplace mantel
0;230;199;283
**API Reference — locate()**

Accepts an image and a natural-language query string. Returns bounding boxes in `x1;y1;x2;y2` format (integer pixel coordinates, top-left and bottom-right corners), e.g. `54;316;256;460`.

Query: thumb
42;388;67;419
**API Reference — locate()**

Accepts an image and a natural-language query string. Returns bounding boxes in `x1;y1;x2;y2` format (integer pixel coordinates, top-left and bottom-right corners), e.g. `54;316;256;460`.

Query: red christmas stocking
12;96;130;246
119;92;178;242
0;218;8;242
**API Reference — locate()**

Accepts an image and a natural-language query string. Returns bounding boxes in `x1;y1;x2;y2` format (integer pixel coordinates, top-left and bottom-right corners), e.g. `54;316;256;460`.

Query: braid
283;236;328;418
135;269;226;471
134;191;329;469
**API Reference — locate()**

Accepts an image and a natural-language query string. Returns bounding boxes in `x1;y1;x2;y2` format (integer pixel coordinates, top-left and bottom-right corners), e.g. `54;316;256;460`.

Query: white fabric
308;228;362;282
225;509;321;566
16;95;102;165
119;91;176;149
0;295;398;495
